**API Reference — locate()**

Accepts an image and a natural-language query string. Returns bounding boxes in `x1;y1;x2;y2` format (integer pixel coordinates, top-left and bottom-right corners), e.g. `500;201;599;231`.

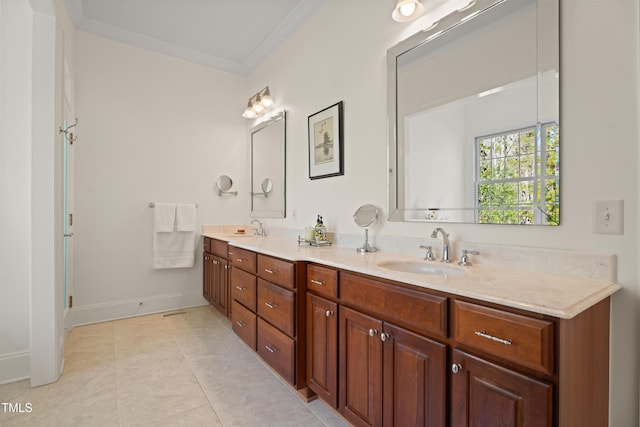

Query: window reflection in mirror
388;0;559;225
251;111;286;218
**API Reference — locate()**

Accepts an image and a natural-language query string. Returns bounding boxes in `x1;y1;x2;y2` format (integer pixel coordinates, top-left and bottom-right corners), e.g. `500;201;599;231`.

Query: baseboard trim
0;351;30;385
67;291;209;328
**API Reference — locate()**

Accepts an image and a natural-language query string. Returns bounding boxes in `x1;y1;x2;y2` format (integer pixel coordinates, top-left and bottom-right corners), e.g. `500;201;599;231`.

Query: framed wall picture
308;101;344;179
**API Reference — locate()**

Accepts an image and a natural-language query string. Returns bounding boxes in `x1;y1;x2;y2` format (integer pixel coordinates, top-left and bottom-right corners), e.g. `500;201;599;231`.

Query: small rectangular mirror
251;111;286;218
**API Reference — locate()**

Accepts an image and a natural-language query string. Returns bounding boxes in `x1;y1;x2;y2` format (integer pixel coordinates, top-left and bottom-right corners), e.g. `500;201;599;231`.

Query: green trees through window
477;123;559;225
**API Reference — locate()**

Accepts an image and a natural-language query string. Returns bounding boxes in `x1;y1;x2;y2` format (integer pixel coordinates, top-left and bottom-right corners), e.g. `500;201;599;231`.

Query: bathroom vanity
202;227;619;427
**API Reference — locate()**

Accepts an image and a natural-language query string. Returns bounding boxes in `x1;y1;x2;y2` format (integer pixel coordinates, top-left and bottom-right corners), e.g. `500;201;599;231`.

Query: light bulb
261;88;273;108
400;3;416;16
253;95;264;113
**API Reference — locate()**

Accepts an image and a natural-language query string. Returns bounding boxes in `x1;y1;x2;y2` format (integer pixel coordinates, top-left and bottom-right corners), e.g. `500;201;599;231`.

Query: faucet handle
419;245;435;261
458;249;479;266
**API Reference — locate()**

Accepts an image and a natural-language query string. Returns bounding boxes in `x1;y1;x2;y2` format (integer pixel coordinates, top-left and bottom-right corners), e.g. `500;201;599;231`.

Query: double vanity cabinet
202;234;616;427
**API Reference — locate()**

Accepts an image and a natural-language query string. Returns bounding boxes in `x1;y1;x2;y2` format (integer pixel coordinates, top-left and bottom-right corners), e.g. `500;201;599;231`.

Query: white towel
176;203;196;232
154;203;176;232
153;231;195;269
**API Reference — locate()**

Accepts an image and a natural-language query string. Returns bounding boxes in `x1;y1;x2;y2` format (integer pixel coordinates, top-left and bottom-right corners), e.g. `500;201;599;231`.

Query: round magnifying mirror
215;175;233;195
261;178;273;196
353;204;379;253
354;204;379;228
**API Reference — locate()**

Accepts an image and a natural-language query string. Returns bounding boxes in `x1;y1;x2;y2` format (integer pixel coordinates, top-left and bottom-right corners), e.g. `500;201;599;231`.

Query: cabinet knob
451;363;463;374
380;333;390;342
369;328;378;337
325;310;334;317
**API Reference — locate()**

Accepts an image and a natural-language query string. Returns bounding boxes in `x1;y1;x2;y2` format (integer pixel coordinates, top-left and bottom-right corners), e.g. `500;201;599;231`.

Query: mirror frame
250;110;286;218
387;0;559;224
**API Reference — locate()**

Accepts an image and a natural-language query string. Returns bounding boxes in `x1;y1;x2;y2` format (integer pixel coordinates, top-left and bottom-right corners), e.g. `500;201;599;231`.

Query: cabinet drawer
307;264;338;298
452;300;554;374
229;246;256;274
257;279;295;337
340;272;447;338
231;267;257;312
257;318;295;385
258;254;295;290
232;301;256;350
209;238;229;258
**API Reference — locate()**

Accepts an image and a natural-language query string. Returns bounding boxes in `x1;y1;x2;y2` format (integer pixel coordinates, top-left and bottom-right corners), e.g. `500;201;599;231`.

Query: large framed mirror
388;0;559;225
251;110;286;218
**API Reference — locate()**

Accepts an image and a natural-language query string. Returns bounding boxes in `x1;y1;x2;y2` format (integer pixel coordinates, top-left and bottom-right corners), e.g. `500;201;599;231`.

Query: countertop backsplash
203;224;616;283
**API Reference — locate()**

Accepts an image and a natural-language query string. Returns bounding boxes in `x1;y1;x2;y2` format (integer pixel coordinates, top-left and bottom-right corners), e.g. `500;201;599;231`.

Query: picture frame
308;101;344;179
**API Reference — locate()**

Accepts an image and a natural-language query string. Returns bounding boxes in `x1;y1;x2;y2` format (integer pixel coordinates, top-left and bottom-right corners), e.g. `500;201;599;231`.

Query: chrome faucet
251;219;266;237
430;227;451;263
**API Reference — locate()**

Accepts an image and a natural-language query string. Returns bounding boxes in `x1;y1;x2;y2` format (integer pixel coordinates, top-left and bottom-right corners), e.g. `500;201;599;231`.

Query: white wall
0;0;63;387
71;32;248;324
247;0;639;425
0;0;33;385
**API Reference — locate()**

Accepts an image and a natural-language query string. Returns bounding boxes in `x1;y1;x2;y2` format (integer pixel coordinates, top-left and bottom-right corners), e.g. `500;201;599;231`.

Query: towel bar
149;202;197;208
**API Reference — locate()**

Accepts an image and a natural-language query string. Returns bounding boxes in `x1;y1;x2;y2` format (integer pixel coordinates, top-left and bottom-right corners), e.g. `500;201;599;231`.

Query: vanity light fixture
392;0;424;22
242;86;274;119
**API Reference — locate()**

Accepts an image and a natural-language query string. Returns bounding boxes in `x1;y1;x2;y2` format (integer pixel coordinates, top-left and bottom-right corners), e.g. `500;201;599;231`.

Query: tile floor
0;306;351;426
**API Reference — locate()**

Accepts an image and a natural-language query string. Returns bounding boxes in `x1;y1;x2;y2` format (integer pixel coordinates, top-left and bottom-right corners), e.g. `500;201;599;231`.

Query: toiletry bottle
315;215;327;242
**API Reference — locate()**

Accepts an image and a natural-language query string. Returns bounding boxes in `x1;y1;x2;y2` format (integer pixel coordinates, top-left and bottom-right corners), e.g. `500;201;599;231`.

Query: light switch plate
593;200;624;235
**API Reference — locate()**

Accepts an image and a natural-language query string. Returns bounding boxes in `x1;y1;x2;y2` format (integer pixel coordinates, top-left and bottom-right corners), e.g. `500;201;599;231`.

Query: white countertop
203;230;620;319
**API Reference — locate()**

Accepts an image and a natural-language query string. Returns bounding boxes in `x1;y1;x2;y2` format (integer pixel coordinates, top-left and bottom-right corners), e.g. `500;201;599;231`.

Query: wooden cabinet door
339;306;383;427
212;255;229;317
382;323;446;427
203;252;212;302
307;293;338;408
211;255;221;307
450;349;552;427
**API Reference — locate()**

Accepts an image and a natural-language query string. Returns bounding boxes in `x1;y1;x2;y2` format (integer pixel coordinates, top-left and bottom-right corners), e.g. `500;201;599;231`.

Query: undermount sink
377;260;464;276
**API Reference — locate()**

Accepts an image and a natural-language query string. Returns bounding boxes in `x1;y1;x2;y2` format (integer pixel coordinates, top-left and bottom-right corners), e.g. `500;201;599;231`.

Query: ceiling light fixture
242;86;274;119
392;0;424;22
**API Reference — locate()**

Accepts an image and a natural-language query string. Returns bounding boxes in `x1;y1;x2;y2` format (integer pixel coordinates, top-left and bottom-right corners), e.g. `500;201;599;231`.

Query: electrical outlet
593;200;624;235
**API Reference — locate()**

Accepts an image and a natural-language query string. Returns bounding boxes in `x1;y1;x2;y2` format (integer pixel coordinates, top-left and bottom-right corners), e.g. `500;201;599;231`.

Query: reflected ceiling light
242;86;274;119
392;0;424;22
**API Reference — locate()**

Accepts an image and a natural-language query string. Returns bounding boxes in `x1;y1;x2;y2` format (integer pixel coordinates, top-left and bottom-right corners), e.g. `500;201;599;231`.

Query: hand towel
153;230;195;269
176;203;196;232
154;203;176;232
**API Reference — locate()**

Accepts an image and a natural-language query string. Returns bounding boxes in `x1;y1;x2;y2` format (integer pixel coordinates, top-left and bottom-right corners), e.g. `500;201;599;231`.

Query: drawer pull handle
451;363;463;374
475;331;513;346
325;310;334;317
236;258;246;263
235;321;245;328
265;345;278;353
235;285;245;291
369;328;378;337
264;268;276;274
265;302;278;309
310;279;325;286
